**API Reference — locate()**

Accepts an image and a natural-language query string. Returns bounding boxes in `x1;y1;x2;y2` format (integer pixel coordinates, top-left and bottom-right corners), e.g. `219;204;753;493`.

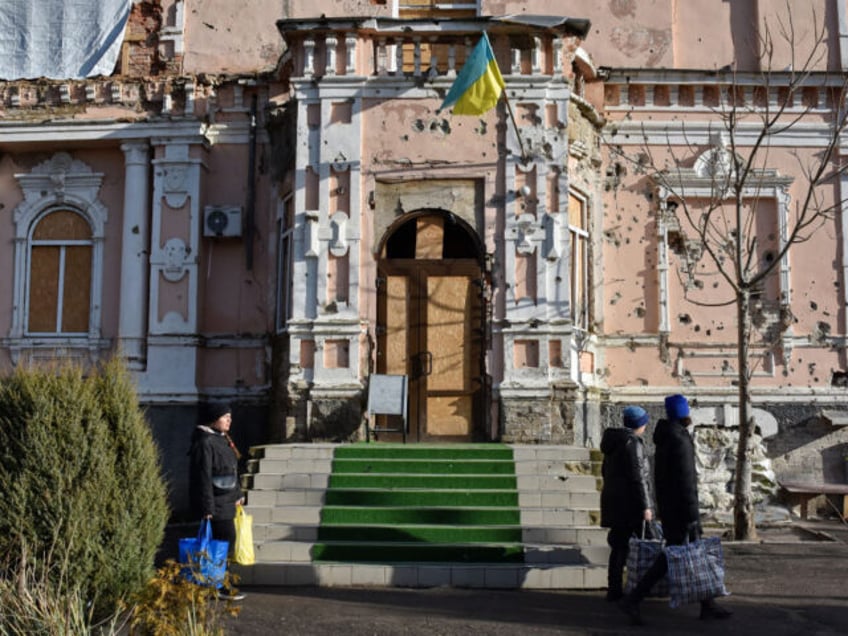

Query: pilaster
118;142;150;369
142;138;206;400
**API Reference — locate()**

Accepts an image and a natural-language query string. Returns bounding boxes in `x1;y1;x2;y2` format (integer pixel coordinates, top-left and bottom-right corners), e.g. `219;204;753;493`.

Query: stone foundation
303;392;365;442
500;383;579;444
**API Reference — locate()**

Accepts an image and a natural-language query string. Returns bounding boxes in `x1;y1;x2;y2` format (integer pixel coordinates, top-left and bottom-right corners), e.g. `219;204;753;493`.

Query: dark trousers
209;518;237;558
607;525;638;596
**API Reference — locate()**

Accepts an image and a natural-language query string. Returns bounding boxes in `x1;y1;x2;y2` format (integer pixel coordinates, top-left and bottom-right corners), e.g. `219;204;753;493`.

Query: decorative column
118;142;150;369
142;139;204;400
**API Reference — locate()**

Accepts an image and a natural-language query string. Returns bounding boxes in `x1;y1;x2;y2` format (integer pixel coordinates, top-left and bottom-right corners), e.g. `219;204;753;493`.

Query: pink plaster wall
0;155;22;336
600;135;844;390
196;144;274;335
484;0;840;72
182;0;391;75
0;149;126;341
182;0;283;74
757;0;837;72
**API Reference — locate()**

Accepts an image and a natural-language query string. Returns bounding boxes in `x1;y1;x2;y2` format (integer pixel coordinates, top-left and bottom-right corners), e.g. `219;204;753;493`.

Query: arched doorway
376;210;487;441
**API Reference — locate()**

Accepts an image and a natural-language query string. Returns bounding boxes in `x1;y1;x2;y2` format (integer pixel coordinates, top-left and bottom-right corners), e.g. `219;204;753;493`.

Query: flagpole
501;91;528;161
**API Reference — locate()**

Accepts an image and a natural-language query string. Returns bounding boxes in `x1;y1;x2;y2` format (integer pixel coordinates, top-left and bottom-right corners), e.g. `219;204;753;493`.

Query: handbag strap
198;518;212;546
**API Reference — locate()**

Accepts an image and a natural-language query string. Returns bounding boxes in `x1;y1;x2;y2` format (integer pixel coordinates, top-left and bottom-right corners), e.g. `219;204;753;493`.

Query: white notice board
367;374;408;416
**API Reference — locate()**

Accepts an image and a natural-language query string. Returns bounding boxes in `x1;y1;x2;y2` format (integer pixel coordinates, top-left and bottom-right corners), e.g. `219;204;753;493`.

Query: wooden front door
376;214;485;441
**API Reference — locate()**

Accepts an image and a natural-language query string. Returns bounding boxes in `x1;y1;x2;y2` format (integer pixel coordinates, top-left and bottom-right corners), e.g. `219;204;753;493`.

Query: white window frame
394;0;481;18
568;189;590;332
6;153;108;364
275;195;295;334
25;208;95;335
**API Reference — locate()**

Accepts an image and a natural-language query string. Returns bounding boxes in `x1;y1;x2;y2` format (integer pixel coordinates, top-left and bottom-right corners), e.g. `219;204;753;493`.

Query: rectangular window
28;244;92;334
397;0;477;19
275;197;294;334
568;193;590;331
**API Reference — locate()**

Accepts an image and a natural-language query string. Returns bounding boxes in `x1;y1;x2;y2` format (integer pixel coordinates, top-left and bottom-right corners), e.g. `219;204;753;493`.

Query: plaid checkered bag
624;522;669;597
665;536;730;608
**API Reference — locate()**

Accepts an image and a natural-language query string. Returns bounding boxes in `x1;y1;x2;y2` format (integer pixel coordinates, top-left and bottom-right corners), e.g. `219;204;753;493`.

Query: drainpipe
245;93;258;270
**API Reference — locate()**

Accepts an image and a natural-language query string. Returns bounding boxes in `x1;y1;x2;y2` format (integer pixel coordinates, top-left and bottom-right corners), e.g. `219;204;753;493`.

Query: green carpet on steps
313;443;524;564
328;473;517;489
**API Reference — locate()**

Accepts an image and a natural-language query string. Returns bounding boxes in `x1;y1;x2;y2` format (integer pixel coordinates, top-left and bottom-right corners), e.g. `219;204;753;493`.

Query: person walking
620;394;732;625
600;405;655;601
188;401;246;600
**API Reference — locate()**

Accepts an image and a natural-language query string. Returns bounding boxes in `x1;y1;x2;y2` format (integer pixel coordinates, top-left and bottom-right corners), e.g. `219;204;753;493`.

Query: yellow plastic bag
233;504;255;566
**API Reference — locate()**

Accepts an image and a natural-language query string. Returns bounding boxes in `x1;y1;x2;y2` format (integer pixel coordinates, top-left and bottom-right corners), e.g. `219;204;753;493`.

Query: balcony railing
277;16;590;81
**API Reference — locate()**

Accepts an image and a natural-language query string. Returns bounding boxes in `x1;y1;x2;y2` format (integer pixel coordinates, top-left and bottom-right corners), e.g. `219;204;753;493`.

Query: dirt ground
218;520;848;635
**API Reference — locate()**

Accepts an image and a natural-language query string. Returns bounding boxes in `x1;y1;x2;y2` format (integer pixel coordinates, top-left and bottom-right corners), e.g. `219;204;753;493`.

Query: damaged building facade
1;0;847;514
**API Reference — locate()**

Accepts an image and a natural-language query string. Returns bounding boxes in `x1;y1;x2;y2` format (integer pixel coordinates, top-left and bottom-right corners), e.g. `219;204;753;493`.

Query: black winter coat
600;427;654;528
653;418;700;536
188;425;242;520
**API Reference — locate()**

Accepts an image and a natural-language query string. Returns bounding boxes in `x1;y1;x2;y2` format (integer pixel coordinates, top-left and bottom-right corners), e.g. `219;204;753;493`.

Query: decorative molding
9;153;106;346
329;211;350;257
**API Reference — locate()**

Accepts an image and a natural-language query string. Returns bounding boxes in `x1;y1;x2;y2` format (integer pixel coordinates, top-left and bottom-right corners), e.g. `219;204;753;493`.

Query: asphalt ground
217;520;848;635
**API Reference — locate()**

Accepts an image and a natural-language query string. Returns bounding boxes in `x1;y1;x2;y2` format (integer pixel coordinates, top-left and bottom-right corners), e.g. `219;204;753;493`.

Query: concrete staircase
232;443;608;589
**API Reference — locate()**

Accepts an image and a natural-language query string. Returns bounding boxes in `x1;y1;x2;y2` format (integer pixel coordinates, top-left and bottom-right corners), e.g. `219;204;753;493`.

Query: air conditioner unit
203;206;242;237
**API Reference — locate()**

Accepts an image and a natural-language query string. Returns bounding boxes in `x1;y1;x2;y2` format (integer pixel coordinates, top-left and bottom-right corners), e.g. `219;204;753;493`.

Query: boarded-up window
398;0;476;19
27;210;92;334
397;0;477;73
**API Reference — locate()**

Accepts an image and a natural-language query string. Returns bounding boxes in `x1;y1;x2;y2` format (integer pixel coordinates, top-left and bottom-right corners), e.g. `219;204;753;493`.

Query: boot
699;598;732;620
605;589;623;602
618;595;643;626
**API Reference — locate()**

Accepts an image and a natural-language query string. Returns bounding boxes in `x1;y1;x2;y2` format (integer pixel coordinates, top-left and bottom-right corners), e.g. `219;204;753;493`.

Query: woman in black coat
652;403;700;544
600;405;654;600
620;394;731;624
188;402;245;600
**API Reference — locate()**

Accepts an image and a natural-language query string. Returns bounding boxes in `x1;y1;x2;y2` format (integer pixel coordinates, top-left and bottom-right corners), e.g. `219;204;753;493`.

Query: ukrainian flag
440;32;505;116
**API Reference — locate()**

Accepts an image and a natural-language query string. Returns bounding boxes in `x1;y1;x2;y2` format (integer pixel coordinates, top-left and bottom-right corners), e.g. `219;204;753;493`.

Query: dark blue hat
623;405;649;429
664;394;690;420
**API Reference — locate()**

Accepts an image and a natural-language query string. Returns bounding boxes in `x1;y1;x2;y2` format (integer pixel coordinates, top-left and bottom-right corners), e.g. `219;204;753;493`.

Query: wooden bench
779;481;848;522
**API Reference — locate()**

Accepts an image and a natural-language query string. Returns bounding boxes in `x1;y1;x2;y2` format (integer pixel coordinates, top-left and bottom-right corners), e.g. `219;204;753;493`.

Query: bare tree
608;7;848;540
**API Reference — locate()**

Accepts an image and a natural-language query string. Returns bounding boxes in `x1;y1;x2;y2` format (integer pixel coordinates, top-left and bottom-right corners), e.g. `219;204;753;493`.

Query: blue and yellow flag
439;32;505;115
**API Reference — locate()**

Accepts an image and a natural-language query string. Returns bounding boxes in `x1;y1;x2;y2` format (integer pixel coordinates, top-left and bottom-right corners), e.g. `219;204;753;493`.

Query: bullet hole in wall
810;301;818;310
678;313;692;324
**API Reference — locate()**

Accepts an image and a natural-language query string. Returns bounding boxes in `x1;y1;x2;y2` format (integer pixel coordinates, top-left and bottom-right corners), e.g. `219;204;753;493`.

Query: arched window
27;209;93;334
9;153;107;364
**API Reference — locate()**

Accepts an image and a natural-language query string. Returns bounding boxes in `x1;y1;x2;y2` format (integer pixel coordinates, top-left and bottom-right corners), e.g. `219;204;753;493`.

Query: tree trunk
733;288;758;541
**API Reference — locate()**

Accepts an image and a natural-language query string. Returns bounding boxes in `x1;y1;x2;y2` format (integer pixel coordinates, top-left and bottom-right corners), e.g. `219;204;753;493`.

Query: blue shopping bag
179;519;229;588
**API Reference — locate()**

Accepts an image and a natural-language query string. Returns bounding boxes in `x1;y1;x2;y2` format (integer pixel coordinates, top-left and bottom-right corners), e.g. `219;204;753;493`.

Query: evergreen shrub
0;358;169;621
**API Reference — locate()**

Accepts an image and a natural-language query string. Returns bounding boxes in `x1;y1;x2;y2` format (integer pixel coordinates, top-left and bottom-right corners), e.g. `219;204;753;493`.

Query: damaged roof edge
276;15;591;39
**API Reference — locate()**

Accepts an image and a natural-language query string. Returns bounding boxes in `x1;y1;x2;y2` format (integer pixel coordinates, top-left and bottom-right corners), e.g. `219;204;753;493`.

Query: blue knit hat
664;394;690;420
622;405;649;429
